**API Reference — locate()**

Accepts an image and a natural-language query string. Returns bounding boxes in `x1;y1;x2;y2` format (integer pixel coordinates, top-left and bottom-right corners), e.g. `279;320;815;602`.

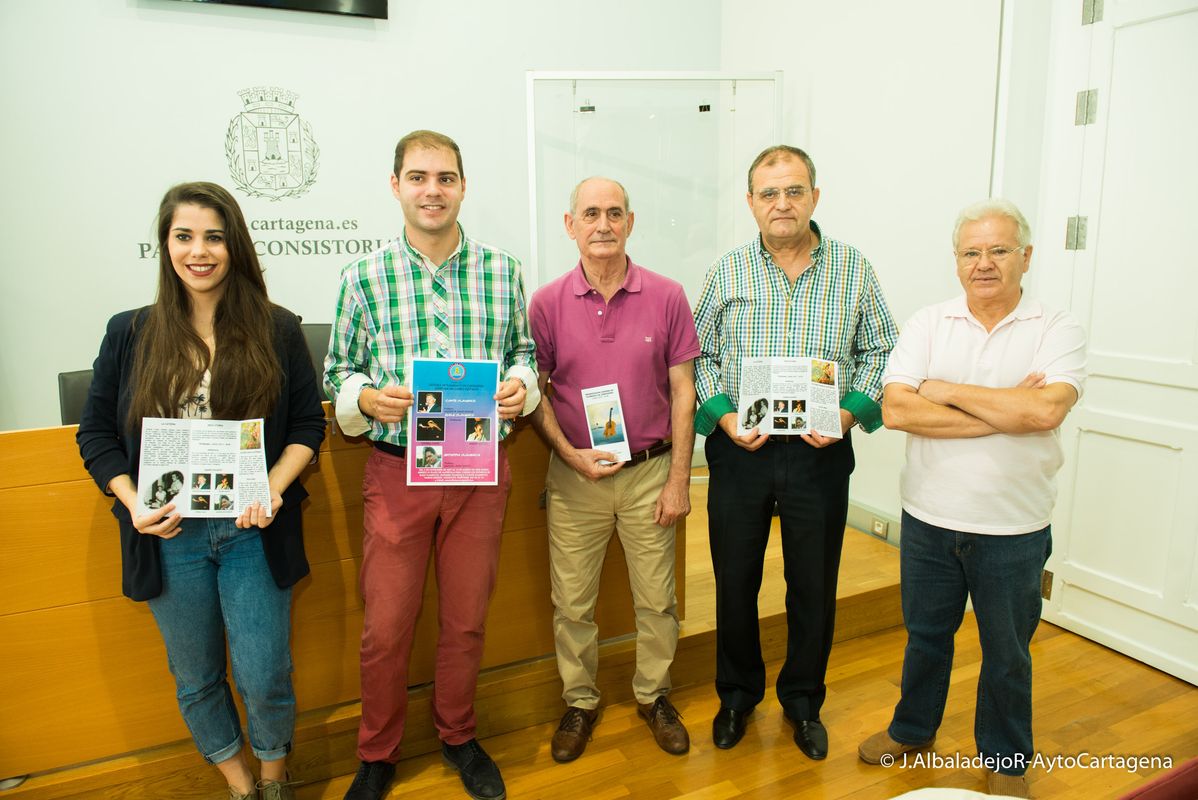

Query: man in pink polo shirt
529;176;699;763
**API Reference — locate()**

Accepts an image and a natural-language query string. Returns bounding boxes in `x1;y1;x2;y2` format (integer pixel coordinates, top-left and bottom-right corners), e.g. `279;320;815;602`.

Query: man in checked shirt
325;130;539;800
694;145;898;760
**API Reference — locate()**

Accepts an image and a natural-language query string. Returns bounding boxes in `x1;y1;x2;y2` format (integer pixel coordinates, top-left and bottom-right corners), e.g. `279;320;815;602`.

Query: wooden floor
295;474;1198;799
300;618;1198;799
3;471;902;800
25;472;1198;798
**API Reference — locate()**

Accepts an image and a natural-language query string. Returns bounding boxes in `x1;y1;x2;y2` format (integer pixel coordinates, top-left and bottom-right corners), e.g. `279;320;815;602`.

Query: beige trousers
546;451;679;708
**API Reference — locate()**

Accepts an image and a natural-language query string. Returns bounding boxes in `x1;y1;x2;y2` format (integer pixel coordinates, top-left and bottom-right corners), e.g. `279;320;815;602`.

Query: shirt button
597;310;603;316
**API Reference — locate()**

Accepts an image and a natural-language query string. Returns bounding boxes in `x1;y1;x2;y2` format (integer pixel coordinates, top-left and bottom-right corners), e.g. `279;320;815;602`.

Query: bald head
569;177;630;215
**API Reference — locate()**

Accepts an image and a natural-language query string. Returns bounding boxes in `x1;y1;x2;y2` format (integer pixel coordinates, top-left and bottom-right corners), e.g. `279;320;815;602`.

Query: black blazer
76;306;327;601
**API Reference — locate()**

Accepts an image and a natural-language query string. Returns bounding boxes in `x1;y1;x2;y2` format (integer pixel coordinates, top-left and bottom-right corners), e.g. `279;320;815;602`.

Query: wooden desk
0;410;684;779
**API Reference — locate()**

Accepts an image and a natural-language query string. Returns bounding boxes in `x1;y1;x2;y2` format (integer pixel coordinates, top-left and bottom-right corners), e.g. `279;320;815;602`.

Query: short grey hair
952;198;1032;249
568;177;631;215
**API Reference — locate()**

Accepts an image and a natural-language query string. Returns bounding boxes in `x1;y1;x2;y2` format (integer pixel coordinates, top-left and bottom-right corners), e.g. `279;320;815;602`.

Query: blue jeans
147;518;295;764
889;511;1050;776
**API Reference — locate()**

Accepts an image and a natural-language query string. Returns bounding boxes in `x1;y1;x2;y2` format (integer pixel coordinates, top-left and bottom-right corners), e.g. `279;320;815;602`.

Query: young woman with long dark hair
77;182;326;799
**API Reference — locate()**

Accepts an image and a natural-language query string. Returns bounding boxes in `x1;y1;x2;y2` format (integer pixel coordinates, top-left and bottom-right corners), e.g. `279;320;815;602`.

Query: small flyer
137;417;272;518
737;356;843;439
580;383;631;463
408;358;500;486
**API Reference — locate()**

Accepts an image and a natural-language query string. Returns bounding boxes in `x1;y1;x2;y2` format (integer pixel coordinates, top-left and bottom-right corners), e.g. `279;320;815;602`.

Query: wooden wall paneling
0;481;125;614
0;427;91;489
0;597;186;775
297;447;367;567
290;558;365;710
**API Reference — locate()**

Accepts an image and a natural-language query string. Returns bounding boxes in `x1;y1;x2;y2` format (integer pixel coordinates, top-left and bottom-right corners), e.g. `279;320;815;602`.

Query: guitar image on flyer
580;383;631;463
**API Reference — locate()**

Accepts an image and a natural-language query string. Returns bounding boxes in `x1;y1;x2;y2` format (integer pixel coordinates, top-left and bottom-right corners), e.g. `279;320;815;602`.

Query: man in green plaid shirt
695;145;898;761
325;130;538;800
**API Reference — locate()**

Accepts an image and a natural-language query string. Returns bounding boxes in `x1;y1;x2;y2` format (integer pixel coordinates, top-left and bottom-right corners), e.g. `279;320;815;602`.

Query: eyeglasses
754;185;811;203
955;246;1026;266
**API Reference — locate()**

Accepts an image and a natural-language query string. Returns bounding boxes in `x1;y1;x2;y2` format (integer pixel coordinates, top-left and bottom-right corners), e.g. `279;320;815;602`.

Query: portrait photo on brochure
811;358;837;386
239;420;262;450
742;397;768;429
417;445;443;468
418;391;442;414
466;417;491;443
145;470;185;509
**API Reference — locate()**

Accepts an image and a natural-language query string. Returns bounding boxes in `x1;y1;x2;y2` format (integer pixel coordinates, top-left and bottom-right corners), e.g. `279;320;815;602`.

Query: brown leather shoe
986;769;1031;798
637;696;690;755
858;729;935;765
550;706;598;763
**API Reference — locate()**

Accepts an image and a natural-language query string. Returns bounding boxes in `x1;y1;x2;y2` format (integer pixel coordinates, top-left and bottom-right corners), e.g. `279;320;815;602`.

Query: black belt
768;434;806;444
373;440;407;459
628;440;672;465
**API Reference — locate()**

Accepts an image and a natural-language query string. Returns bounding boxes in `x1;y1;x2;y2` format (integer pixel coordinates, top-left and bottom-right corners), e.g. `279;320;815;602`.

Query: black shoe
442;739;506;800
711;706;751;749
343;760;396;800
785;714;828;760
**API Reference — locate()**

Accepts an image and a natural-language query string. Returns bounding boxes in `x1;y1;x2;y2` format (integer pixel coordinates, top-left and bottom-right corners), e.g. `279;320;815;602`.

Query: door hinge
1041;569;1054;600
1075;88;1098;125
1065;216;1089;250
1082;0;1104;25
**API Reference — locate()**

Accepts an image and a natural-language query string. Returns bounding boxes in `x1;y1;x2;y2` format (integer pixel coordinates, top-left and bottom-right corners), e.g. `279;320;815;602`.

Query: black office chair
301;323;332;398
58;369;94;426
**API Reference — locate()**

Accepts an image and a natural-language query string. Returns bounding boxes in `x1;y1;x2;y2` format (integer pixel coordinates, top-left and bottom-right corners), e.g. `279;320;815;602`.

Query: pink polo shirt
530;259;700;453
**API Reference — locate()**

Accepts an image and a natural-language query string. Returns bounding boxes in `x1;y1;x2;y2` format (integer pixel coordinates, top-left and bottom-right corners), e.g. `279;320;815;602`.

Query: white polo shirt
883;294;1086;535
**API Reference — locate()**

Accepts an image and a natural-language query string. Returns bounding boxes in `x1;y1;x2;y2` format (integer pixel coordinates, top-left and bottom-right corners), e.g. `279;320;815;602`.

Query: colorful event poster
407;358;500;486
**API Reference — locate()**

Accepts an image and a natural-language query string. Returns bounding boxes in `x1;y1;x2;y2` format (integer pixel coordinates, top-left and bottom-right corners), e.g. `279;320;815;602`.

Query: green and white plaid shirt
325;225;538;446
693;221;898;435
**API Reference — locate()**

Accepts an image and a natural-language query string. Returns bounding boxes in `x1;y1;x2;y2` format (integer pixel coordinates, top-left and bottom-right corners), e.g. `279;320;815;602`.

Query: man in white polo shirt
858;199;1086;799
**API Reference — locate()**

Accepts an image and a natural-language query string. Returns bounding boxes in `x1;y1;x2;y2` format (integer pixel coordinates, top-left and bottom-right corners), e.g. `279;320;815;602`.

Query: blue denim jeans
147;518;295;764
889;511;1050;776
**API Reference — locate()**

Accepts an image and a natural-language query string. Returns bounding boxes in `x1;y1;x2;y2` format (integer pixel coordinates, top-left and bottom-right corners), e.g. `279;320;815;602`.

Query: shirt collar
755;219;824;265
401;223;465;268
570;256;642;296
946;291;1043;325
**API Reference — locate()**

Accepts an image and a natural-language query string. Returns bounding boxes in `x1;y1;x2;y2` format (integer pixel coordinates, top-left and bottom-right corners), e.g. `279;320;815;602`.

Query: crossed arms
882;374;1079;439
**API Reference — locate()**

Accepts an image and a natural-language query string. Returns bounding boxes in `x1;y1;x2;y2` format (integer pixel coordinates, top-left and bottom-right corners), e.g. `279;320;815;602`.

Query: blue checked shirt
325;225;538;446
694;221;898;435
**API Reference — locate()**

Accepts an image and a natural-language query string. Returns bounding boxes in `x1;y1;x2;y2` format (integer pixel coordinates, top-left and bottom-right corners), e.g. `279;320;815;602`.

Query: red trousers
356;446;511;762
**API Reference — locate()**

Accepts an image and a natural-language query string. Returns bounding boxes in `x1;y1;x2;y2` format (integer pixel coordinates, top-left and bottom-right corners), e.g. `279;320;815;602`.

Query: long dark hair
127;182;281;426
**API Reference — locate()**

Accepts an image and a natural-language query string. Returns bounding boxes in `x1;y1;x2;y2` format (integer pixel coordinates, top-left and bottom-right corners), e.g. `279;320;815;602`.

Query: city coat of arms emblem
226;87;319;201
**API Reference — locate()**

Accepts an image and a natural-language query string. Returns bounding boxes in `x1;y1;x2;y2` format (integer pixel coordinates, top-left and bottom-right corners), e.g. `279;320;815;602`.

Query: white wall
0;0;721;431
2;0;1027;530
529;76;778;305
991;0;1054;228
718;0;1003;522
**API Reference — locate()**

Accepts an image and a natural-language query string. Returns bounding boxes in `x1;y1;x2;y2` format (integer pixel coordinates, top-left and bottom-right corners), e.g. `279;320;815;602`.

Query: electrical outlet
871;517;889;539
